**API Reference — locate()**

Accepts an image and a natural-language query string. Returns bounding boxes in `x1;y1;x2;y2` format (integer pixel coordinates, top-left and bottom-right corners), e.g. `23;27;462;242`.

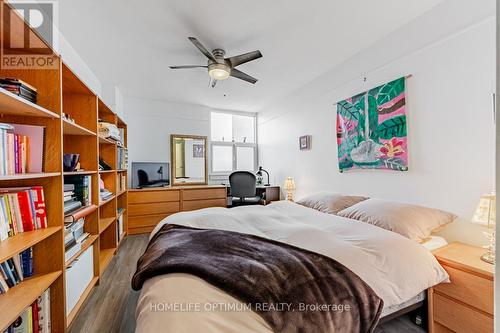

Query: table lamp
471;191;496;264
256;166;270;186
284;177;296;201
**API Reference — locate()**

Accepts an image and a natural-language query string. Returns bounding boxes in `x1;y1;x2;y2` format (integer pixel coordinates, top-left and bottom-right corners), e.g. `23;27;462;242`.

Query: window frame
209;110;258;176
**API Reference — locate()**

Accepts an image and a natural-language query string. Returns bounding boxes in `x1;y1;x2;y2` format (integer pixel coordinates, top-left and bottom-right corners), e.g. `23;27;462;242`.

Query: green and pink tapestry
336;77;408;172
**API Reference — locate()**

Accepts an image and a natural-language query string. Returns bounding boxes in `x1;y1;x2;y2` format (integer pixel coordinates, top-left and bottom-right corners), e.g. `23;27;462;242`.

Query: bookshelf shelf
117;190;126;197
99;248;115;274
65;234;98;268
0;172;61;181
0;87;60;119
98;169;115;174
63;170;97;176
98;136;115;145
117;169;127;172
0;226;61;263
0;271;62;332
62;119;97;136
99;217;115;233
99;195;116;207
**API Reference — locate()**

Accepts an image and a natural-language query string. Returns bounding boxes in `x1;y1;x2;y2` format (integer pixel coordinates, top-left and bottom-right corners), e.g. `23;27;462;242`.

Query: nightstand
428;242;494;333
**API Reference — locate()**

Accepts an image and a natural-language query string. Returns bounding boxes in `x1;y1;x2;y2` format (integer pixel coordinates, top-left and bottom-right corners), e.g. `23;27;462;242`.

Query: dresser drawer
129;190;180;204
434;265;493;314
182;198;227;211
129;202;180;216
182;188;226;200
433;293;493;333
129;214;171;228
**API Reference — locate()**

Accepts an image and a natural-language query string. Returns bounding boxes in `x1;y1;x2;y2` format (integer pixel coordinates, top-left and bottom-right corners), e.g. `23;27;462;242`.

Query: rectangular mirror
171;134;208;185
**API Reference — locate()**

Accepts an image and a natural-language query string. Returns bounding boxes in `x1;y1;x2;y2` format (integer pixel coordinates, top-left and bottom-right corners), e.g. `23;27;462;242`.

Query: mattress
136;202;449;332
381;236;448;317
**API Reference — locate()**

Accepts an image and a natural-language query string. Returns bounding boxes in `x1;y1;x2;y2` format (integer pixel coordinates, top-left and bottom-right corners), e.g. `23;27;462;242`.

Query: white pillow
296;192;368;214
337;199;457;242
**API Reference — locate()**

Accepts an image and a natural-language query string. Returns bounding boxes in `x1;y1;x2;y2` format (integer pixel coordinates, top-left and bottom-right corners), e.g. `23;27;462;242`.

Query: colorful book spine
0;187;46;241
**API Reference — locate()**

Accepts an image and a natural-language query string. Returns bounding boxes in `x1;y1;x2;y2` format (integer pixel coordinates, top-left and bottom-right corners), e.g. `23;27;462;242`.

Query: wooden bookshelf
0;271;62;332
0;2;129;330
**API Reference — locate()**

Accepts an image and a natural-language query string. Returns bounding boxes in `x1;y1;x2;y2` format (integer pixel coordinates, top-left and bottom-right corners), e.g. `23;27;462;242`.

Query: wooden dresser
128;185;227;234
428;242;494;333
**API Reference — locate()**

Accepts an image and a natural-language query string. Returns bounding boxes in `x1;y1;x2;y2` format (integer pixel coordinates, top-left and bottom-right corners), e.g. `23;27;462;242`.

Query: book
64;204;96;223
9;124;45;173
20;248;33;278
65;232;90;261
1;261;17;287
11;254;23;282
17;190;35;232
65;175;92;206
11;305;32;333
37;289;50;332
30;186;47;229
64;200;82;214
0;77;38;92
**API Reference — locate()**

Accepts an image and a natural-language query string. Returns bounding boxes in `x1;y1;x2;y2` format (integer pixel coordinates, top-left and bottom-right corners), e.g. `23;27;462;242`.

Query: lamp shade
284;177;296;191
471;191;496;227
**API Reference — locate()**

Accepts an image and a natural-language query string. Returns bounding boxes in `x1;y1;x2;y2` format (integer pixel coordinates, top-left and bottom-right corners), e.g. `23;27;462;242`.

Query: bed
134;200;449;333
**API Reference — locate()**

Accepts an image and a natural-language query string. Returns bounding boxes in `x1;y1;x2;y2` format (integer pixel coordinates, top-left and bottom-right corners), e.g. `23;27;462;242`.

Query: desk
226;185;281;205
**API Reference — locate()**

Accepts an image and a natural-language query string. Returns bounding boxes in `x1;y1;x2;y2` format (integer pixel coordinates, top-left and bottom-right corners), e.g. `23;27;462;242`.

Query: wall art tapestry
336;77;408;172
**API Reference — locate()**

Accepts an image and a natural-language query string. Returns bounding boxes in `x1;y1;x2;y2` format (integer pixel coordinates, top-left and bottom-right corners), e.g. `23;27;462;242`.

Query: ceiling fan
170;37;263;87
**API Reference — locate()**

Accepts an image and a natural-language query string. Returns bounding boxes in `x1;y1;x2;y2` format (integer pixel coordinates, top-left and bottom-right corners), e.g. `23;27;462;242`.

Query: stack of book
0;187;47;241
98;121;121;142
117;147;128;170
0;247;33;293
63;184;82;215
64;175;91;207
64;218;91;261
0;123;45;175
100;189;113;202
6;289;50;332
0;77;37;104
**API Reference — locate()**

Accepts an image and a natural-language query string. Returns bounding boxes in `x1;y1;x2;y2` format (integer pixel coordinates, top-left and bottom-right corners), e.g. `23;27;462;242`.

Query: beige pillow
337;199;457;242
296;192;368;214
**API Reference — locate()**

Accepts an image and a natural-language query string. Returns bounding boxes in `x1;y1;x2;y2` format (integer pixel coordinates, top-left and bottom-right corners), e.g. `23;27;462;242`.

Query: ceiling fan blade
169;65;207;69
188;37;215;61
226;50;262;68
230;68;258;84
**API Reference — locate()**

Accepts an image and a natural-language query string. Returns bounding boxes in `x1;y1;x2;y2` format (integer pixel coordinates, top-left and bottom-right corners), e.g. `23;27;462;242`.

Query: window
210;111;257;174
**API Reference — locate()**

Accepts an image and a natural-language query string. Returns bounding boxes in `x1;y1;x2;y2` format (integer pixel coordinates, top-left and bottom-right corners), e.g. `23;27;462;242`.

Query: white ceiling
59;0;444;112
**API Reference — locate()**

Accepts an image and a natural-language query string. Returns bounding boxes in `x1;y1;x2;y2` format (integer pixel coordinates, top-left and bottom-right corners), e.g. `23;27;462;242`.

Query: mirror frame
170;134;208;186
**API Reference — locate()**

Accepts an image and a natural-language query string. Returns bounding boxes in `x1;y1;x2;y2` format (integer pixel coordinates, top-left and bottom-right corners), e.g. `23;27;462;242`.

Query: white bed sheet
136;201;449;333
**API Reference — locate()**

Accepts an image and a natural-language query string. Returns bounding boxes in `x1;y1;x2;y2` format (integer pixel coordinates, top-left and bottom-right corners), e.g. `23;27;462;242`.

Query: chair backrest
137;169;149;186
229;171;257;198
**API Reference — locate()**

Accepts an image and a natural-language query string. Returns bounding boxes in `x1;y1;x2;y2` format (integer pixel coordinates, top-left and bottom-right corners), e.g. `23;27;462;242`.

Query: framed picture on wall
299;135;311;150
193;144;205;158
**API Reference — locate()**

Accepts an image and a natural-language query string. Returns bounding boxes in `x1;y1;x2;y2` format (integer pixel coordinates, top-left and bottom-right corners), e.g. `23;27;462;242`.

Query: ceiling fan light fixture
208;63;230;80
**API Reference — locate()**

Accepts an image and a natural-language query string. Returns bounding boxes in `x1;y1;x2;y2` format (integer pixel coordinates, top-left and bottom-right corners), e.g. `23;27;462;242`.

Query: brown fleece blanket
132;224;383;333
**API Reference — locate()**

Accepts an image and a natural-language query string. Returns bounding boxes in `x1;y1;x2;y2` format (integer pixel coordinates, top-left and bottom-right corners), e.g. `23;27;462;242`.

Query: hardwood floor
69;235;427;333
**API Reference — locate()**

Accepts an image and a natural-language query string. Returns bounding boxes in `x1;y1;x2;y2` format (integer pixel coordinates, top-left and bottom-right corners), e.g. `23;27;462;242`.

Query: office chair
229;171;262;206
137;169;151;187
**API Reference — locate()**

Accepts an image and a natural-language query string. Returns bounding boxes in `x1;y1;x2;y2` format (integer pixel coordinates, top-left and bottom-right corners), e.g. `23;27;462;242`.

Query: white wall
125;97;210;169
258;18;495;246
